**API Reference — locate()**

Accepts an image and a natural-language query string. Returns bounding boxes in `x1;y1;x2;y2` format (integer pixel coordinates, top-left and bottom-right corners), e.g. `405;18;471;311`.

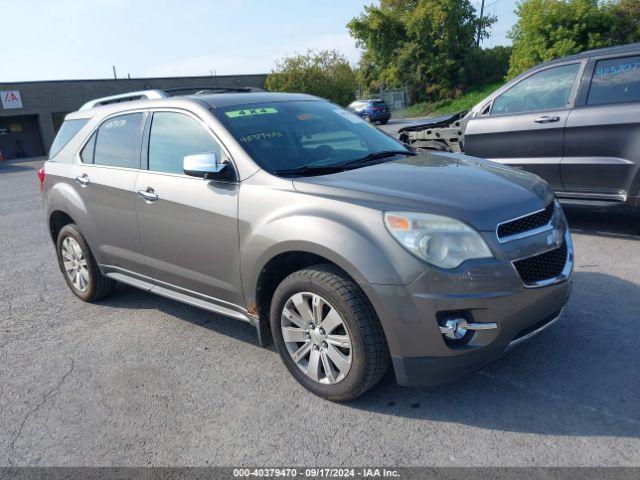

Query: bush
462;46;512;86
264;50;357;106
348;0;495;103
507;0;640;79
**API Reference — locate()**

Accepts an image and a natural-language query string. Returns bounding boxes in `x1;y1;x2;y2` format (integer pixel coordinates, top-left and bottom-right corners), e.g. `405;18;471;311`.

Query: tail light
37;167;45;192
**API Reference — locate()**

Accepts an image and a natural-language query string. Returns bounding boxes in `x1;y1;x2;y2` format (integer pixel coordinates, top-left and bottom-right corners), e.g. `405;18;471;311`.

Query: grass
395;82;503;118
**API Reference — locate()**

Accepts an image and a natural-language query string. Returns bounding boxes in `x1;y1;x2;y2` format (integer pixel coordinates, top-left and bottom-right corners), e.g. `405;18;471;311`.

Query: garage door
0;115;45;160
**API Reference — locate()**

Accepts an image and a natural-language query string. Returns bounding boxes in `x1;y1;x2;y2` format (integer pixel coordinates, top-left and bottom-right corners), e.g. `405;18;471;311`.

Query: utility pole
112;65;117;79
476;0;485;47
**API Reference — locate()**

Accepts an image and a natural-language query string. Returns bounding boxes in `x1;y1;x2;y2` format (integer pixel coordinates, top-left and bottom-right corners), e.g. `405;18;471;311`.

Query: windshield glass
212;100;407;173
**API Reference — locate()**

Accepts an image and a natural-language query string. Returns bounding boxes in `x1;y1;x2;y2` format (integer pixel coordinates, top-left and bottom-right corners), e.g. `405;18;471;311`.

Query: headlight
384;212;493;269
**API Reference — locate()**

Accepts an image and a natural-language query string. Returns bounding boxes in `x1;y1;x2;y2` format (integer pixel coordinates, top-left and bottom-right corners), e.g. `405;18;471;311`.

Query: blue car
347;99;391;124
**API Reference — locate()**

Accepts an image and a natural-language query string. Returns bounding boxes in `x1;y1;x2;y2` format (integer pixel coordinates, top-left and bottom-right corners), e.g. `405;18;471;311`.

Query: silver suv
41;89;573;401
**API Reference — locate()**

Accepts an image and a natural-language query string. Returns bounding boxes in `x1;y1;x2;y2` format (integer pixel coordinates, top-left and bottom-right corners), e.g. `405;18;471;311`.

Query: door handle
74;174;90;187
136;187;159;203
534;115;560;123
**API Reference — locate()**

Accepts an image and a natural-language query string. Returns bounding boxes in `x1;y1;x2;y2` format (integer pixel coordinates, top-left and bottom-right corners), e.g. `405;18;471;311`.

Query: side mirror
183;153;226;179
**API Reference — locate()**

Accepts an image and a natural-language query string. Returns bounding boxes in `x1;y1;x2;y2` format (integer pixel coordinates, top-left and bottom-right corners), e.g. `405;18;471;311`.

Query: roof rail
79;89;169;111
164;86;255;94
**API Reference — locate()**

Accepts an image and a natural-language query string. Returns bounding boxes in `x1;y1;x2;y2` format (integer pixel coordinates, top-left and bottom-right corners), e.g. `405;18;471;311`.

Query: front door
464;62;583;191
134;110;242;306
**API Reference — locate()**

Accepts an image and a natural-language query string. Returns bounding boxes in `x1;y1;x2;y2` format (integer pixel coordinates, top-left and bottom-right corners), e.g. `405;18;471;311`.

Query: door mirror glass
183;153;226;179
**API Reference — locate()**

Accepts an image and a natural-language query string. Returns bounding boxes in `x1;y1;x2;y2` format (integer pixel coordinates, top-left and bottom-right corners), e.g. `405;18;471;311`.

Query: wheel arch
252;246;366;323
49;210;76;243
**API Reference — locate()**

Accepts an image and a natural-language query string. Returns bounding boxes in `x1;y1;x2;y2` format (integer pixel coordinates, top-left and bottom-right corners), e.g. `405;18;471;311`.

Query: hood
397;111;466;133
292;151;554;232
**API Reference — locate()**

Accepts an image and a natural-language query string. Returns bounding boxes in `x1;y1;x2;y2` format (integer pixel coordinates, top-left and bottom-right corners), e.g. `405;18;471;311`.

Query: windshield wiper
274;150;416;177
274;164;352;176
344;149;416;166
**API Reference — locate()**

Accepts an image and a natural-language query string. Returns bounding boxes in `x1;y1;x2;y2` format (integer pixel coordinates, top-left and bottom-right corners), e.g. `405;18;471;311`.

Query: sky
2;0;518;82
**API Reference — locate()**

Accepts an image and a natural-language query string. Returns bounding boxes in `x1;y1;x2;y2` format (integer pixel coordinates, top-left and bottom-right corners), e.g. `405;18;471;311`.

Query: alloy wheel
281;292;352;384
61;236;90;292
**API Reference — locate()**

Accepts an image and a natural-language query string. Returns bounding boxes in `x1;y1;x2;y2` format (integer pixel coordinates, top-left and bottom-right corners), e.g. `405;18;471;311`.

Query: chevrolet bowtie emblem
547;229;561;246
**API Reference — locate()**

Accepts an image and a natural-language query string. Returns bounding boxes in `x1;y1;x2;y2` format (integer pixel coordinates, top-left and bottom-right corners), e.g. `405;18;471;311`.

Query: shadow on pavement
349;270;639;438
97;285;261;347
96;270;639;438
564;205;640;240
0;163;38;174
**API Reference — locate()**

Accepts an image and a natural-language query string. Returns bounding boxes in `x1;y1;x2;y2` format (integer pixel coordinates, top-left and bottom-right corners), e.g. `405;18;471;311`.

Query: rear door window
93;113;144;168
587;55;640;106
49;119;88;159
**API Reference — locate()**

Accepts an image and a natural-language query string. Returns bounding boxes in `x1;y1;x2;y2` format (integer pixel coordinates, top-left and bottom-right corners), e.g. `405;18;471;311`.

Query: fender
44;163;95;245
240;210;426;309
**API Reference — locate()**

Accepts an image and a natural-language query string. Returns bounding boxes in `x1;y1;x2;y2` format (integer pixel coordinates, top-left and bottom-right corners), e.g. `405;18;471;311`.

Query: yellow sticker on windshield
226;107;278;118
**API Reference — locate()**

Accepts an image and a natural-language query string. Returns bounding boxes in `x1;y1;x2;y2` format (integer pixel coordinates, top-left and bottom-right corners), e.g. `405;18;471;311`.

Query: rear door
561;53;640;202
73;111;146;275
134;109;243;306
464;62;584;191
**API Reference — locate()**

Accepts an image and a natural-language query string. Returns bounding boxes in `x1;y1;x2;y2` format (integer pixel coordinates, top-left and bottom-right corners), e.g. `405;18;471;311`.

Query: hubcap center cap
310;329;325;346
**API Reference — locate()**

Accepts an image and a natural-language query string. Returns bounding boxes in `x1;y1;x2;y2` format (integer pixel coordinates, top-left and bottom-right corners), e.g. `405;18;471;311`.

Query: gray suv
401;42;640;209
42;89;573;401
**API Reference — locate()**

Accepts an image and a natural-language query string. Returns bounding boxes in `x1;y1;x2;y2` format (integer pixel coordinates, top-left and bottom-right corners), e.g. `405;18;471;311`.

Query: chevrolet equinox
41;89;573;401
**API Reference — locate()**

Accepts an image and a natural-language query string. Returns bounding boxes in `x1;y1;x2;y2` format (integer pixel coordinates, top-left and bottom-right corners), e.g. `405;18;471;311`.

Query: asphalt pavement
1;157;639;467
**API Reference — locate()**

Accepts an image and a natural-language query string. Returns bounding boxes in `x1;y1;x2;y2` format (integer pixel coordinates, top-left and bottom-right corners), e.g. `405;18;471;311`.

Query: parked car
347;98;391;124
400;42;640;209
41;89;572;401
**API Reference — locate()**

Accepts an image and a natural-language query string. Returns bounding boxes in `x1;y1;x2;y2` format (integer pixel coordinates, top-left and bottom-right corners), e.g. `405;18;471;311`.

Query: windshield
212;100;407;174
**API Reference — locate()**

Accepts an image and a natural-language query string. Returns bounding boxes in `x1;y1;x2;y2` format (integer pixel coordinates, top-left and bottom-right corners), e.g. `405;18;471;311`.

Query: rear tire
270;264;390;401
56;224;115;302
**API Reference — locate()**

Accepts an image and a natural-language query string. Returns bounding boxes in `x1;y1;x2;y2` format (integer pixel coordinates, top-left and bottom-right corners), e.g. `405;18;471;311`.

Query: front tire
270;264;389;401
56;224;115;302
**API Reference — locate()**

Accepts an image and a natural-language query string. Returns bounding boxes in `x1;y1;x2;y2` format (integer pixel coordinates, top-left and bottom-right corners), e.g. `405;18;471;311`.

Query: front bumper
391;307;566;387
359;220;574;387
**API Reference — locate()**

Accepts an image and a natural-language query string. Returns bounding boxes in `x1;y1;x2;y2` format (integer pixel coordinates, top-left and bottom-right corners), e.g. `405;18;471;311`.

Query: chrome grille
513;241;568;286
497;203;554;241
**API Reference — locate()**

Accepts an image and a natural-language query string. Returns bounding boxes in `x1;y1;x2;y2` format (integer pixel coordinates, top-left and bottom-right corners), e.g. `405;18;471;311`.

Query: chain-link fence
355;87;408;111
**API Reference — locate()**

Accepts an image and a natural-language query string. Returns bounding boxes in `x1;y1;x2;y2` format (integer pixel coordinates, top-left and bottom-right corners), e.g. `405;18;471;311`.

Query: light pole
476;0;485;47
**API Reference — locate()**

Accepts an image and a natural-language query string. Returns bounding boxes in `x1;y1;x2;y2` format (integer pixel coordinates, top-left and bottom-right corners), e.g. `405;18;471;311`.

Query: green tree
608;0;640;45
348;0;495;102
264;50;357;106
507;0;640;79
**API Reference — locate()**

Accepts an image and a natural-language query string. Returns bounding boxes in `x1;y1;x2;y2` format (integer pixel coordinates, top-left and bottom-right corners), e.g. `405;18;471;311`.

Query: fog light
439;317;468;340
437;312;498;345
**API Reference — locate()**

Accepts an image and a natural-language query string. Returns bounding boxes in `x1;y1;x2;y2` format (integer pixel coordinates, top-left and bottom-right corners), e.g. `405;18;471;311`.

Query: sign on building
0;90;23;109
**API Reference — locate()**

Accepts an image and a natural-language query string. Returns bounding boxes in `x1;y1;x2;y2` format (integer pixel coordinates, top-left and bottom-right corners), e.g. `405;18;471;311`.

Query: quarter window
93;113;144;168
80;132;96;164
491;63;581;115
587;55;640;106
49;119;87;159
148;112;222;174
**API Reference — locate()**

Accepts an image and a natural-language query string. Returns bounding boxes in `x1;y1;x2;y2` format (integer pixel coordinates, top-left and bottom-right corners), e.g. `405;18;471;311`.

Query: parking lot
1;156;639;466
